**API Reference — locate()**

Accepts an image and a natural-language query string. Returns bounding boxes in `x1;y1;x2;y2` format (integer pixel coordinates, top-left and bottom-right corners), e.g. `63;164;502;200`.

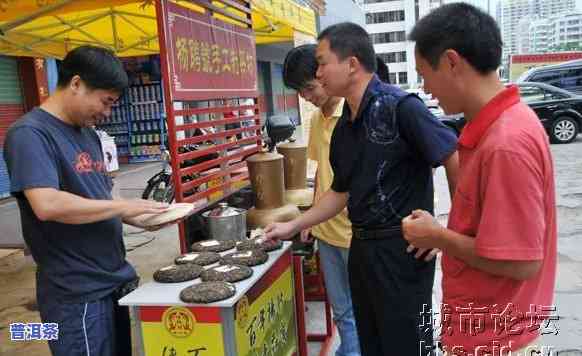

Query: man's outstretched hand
264;221;299;241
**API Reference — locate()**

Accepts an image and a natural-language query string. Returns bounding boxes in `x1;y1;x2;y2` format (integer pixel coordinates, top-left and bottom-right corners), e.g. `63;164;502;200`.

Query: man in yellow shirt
283;44;360;356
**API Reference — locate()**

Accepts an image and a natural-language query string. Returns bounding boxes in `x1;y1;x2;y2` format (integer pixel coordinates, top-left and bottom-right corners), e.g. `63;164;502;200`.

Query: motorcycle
142;144;219;203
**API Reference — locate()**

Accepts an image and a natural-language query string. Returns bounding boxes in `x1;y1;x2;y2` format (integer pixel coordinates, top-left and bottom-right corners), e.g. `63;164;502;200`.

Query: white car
406;88;443;116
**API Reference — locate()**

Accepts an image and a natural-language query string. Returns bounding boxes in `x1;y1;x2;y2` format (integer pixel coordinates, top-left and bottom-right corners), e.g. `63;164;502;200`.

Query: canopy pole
116;35;157;53
0;36;58;58
0;0;75;35
25;12;110;48
54;15;112;49
117;13;151;37
110;8;120;51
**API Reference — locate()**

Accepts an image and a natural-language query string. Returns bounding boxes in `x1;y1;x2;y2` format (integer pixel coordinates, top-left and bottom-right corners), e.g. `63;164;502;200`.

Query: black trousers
348;236;435;356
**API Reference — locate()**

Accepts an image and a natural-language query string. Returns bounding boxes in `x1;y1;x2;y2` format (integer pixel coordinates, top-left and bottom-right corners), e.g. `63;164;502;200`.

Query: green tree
548;42;582;52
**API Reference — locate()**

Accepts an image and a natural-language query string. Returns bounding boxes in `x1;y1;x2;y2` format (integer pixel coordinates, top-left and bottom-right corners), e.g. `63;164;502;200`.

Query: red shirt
442;86;557;354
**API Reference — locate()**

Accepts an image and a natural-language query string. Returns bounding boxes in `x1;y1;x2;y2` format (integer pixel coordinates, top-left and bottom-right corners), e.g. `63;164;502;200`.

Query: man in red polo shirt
402;3;557;355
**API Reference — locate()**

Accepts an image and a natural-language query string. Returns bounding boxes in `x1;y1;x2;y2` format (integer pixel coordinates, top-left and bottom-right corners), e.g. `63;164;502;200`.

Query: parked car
407;88;440;108
517;59;582;95
440;82;582;144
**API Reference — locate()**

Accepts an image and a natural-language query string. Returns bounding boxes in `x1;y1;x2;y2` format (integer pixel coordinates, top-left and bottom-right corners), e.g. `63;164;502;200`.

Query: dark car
440;82;582;144
517;59;582;95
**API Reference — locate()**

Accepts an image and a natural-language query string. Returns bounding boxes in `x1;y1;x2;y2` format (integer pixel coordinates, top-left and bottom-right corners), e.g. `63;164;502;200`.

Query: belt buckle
353;227;365;240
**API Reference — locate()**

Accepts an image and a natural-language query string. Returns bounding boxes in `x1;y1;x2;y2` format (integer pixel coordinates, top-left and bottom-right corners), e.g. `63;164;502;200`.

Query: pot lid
203;202;245;217
246;151;283;163
277;141;306;150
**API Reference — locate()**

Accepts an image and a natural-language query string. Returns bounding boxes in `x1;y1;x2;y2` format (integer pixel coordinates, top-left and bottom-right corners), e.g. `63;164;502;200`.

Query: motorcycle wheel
142;176;175;203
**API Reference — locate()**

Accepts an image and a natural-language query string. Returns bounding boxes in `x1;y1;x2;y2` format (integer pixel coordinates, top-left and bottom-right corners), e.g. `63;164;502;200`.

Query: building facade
498;0;576;61
361;0;443;88
547;12;582;50
320;0;366;29
515;11;582;55
528;18;551;53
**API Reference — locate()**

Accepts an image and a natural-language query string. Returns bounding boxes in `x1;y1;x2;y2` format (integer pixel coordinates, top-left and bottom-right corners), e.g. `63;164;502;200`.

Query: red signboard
163;2;258;100
511;52;582;64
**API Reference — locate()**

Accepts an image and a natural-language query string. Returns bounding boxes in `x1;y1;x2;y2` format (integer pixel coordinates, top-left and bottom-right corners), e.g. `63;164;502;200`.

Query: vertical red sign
164;2;258;100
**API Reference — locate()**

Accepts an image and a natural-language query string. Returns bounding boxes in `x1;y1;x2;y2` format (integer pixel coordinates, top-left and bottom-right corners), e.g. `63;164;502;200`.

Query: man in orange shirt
403;4;557;354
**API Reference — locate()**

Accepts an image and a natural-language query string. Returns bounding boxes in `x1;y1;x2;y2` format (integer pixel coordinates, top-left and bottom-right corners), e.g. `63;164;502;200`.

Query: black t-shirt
4;108;136;303
330;76;457;229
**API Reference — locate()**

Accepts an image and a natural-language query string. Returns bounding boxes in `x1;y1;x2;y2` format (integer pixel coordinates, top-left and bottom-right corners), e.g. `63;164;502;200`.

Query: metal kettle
201;202;247;241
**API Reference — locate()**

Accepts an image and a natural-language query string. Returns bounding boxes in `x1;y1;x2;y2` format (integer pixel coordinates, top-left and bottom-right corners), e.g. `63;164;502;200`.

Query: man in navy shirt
4;46;168;356
266;23;458;354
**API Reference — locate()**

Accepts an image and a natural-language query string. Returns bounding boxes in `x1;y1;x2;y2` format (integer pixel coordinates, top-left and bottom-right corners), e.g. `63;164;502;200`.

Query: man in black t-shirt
4;46;168;356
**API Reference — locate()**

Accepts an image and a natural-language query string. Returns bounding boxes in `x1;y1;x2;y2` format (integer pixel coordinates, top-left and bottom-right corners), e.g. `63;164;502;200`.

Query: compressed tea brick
174;252;220;266
153;264;203;283
201;264;253;283
236;238;283;252
220;249;268;267
191;239;236;253
180;281;236;303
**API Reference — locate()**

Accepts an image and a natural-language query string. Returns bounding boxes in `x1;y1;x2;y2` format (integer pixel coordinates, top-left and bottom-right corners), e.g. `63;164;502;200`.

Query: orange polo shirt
442;85;557;354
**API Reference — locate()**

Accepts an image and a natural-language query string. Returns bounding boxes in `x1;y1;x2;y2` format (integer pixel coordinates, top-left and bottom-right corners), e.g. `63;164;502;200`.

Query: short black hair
376;56;390;83
317;22;376;73
283;44;317;91
409;3;502;74
58;45;128;92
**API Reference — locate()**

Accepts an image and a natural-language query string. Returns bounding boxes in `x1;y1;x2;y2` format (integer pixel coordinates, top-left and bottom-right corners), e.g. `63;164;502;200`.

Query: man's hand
124;216;181;231
119;199;169;219
264;221;299;241
402;209;444;250
300;229;314;243
406;245;441;262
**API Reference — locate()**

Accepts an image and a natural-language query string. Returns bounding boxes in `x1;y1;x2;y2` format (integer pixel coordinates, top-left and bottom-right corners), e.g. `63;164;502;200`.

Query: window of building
377;51;407;63
388;73;397;84
366;10;405;24
398;72;408;84
371;31;406;44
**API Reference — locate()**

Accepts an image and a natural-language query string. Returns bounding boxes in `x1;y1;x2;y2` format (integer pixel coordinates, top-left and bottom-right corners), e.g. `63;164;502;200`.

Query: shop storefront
0;56;25;198
0;1;332;354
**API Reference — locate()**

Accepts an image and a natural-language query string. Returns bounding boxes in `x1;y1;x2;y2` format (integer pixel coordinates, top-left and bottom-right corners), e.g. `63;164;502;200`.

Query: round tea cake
180;281;236;303
191;239;236;253
174;252;220;266
201;264;253;283
220;249;268;267
153;264;203;283
236;238;283;252
135;203;195;227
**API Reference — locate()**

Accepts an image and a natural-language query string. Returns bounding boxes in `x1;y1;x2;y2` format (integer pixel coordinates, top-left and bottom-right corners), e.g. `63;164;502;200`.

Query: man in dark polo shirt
265;23;458;355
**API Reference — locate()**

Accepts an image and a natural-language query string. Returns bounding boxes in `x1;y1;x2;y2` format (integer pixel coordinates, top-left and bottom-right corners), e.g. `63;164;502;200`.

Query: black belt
352;226;402;240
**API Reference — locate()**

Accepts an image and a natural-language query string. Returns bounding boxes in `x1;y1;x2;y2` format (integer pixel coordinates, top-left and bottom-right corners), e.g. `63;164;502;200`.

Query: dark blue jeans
37;292;131;356
318;239;361;356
